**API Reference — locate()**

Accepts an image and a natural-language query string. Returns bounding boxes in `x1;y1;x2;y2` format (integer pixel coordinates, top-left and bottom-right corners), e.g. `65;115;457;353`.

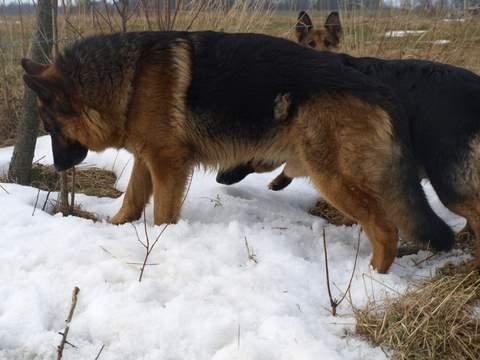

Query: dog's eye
308;40;317;48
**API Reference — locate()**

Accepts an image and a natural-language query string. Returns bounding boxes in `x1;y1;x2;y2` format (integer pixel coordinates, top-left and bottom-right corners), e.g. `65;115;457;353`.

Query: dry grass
29;164;122;198
355;262;480;359
1;5;480;144
309;199;355;226
0;163;122;198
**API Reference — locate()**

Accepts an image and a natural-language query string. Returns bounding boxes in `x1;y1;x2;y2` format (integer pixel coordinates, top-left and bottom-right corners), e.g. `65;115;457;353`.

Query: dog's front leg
110;156;152;224
145;151;192;225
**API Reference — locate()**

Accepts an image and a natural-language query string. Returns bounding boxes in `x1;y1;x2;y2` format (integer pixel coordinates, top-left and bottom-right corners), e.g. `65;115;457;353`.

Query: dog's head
295;11;343;51
22;58;88;171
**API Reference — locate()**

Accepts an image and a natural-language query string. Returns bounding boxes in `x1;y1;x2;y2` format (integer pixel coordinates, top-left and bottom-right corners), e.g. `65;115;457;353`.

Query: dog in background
22;31;454;272
219;12;480;268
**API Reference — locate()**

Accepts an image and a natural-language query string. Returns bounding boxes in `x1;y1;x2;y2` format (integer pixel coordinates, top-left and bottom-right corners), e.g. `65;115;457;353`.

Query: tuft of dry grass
309;199;355;226
29;164;122;198
0;163;122;198
52;203;98;221
354;262;480;359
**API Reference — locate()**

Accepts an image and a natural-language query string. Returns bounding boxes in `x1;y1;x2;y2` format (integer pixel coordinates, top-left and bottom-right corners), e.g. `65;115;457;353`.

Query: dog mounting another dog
22;30;455;273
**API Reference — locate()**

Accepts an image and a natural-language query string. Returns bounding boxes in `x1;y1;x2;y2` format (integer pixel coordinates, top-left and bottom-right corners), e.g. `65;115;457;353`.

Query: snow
0;136;469;359
443;18;465;22
432;39;450;45
384;30;427;38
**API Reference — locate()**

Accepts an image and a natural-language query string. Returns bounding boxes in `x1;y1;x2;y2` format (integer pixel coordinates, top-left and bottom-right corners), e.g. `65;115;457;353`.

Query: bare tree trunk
8;0;54;184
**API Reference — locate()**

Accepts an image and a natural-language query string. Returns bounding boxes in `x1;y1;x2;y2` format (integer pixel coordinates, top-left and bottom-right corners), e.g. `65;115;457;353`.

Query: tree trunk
8;0;54;184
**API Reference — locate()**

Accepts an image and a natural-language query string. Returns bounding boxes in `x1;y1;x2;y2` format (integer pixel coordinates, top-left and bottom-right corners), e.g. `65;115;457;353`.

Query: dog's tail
382;151;455;252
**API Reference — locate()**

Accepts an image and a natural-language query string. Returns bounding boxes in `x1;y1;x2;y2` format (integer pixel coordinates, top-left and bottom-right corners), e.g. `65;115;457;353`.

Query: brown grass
2;6;480;145
0;163;122;198
355;261;480;359
29;164;122;198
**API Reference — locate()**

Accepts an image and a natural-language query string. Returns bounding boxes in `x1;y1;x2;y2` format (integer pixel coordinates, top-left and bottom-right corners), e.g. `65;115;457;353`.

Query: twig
70;167;76;213
32;188;41;216
322;227;361;316
0;183;9;194
94;344;105;360
137;171;194;282
57;287;80;360
42;190;51;211
244;236;258;264
413;252;438;267
32;154;46;165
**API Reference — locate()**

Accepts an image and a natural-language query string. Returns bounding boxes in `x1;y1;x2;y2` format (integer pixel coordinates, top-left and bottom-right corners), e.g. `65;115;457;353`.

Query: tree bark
8;0;54;184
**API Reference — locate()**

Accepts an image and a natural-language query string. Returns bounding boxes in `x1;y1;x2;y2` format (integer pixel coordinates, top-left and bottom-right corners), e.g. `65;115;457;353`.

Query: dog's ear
324;11;342;44
23;74;55;102
21;58;49;76
295;11;314;43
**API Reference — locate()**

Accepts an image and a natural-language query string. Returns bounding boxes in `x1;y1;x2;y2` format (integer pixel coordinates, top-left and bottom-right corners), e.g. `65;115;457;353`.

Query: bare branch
322;227;362;316
57;287;80;360
94;344;105;360
32;188;41;216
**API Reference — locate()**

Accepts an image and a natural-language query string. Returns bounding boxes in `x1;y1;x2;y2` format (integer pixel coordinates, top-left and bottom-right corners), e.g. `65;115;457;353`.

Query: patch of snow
385;30;427;38
0;136;468;359
432;39;450;45
443;18;465;22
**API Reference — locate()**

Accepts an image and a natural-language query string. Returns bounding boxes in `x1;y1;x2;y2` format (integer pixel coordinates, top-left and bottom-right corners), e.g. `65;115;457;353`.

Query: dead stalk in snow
32;187;40;216
57;286;80;360
134;172;193;282
94;344;105;360
323;227;361;316
0;183;8;194
244;236;258;264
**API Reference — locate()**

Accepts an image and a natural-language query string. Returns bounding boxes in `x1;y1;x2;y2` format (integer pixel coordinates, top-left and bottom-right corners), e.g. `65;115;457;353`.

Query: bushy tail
382;153;455;252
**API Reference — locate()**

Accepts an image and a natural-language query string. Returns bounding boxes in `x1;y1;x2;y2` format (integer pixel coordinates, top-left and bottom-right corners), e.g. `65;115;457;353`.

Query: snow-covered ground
0;136;468;359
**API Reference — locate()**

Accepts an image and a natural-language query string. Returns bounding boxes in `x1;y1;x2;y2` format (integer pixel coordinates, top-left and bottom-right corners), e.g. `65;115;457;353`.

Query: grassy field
1;5;480;145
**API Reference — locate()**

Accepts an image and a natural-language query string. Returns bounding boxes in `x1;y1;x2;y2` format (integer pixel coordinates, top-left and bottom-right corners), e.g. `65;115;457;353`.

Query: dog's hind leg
268;161;304;191
448;202;480;269
110;157;152;225
306;169;398;272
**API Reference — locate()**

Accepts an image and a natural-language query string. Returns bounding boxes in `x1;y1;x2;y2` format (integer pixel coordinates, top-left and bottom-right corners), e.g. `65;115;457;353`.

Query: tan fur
294;95;400;271
448;203;480;269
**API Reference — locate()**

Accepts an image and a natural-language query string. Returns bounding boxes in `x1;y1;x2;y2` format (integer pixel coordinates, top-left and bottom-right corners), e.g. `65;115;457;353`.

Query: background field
1;2;480;146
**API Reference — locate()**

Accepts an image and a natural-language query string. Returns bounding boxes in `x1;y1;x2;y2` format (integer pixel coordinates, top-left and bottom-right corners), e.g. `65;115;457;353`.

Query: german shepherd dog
219;12;480;268
21;31;454;273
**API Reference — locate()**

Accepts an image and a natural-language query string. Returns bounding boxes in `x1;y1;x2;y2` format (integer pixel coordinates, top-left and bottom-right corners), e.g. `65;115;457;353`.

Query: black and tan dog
21;31;454;273
219;12;480;268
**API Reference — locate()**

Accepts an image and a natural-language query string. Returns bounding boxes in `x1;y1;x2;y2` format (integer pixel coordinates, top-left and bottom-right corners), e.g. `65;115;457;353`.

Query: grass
0;163;121;198
1;5;480;145
355;261;480;359
30;164;122;198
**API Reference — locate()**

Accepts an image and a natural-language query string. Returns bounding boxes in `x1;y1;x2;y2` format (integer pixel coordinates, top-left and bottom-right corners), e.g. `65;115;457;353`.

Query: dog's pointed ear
21;58;49;76
295;11;314;43
23;74;54;102
324;11;342;43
